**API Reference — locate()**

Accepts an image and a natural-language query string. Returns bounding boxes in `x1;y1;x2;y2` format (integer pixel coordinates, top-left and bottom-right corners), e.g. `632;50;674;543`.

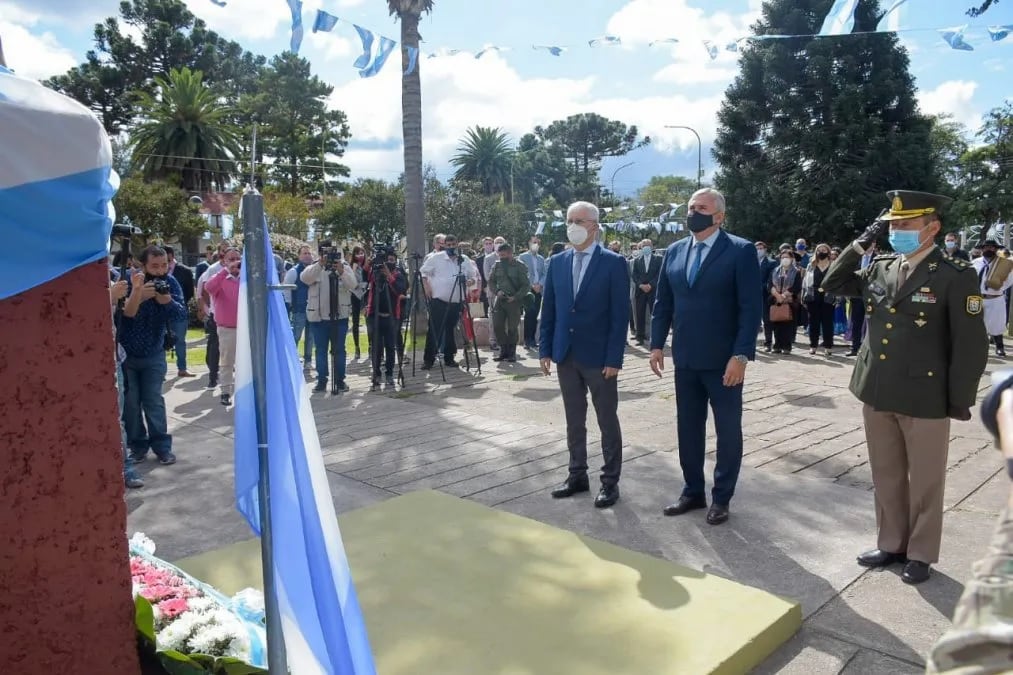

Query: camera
147;276;171;295
373;243;396;267
319;245;343;271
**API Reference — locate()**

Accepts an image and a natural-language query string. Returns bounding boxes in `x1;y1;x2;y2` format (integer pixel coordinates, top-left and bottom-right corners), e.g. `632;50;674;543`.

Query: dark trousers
807;300;835;348
350;294;363;352
760;293;774;347
370;314;397;377
633;291;655;341
424;299;461;364
674;368;743;505
772;320;795;351
557;357;623;486
849;298;866;352
204;314;220;376
523;292;542;345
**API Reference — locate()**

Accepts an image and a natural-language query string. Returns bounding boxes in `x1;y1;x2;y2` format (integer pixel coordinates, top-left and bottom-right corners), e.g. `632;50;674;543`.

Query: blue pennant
939;25;974;51
533;45;566;56
588;35;621;48
876;0;908;32
818;0;860;36
988;25;1013;42
286;0;303;53
209;0;227;6
404;46;418;75
353;24;375;69
312;9;338;33
359;36;397;78
703;40;718;60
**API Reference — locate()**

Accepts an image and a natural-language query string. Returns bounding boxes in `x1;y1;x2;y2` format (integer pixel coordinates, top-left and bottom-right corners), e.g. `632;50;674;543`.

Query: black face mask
687;211;714;233
816;252;828;260
446;247;457;257
984;250;997;259
386;262;396;271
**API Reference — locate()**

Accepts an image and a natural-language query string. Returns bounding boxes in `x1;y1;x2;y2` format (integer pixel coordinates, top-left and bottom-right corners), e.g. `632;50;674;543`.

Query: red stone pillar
0;261;140;673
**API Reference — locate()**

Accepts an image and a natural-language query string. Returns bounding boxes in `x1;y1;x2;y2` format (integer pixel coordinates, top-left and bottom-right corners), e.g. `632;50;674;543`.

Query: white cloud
0;19;77;79
919;80;982;130
181;0;290;41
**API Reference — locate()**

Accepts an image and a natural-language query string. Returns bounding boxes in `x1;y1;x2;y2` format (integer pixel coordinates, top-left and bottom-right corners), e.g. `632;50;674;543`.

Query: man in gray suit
518;236;547;349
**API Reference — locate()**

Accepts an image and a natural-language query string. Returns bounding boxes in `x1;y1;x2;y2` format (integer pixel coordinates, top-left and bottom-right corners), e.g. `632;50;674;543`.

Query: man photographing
419;234;478;370
365;247;408;387
301;240;358;393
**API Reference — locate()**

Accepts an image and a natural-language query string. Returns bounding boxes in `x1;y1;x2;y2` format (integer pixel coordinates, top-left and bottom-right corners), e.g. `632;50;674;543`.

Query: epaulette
872;253;898;261
940;255;972;271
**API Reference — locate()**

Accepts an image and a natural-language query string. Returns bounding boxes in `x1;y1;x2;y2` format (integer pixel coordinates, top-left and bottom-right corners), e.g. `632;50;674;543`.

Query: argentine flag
234;216;375;675
0;67;117;301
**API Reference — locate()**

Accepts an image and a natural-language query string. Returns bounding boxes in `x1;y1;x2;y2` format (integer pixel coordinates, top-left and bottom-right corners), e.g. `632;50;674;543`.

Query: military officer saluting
822;190;988;585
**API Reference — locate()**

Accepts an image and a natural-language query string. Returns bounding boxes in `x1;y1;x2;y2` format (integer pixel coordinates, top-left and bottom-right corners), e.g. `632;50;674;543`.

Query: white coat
972;256;1013;336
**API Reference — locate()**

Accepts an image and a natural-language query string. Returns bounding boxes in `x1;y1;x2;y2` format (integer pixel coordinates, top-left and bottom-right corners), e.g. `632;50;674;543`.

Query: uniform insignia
892;195;903;211
967;295;983;315
920;287;931;292
912;292;937;304
928;262;938;272
914;319;927;327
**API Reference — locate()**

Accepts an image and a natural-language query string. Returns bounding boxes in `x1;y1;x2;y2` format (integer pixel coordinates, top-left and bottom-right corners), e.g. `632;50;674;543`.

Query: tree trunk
400;14;425;261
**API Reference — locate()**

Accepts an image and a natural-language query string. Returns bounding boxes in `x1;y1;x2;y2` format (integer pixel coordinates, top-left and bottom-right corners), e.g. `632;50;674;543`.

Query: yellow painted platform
176;491;800;675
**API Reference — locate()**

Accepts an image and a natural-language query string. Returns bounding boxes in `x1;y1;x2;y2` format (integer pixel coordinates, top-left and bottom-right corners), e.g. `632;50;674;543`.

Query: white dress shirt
420;252;478;302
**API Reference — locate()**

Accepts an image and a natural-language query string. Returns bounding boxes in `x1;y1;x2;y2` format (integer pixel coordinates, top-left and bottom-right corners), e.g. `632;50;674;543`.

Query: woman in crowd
349;245;370;361
803;242;837;356
769;247;802;354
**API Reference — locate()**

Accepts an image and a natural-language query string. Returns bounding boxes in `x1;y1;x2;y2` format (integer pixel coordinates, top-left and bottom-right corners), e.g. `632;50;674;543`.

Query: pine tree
713;0;939;246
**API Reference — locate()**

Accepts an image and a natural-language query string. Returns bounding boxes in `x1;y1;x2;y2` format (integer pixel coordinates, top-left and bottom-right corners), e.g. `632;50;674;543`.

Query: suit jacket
171;263;195;304
631;253;663;297
821;245;987;418
539;245;630;368
650;230;762;370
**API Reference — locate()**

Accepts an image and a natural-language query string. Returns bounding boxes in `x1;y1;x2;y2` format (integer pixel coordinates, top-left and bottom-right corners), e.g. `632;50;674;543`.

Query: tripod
367;265;406;391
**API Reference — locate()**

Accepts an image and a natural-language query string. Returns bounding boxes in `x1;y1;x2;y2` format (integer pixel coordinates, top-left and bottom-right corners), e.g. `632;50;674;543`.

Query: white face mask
756;249;766;260
566;225;589;246
641;246;653;257
780;258;793;268
530;243;539;253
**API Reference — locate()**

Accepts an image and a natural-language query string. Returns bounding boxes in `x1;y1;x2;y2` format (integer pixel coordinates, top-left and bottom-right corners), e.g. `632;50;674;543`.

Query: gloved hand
948;405;972;422
856;209;890;250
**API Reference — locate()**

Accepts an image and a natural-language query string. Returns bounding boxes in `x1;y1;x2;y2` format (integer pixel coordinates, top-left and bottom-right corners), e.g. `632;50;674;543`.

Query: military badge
915;319;927;327
892;195;903;212
967;295;983;315
928;262;938;272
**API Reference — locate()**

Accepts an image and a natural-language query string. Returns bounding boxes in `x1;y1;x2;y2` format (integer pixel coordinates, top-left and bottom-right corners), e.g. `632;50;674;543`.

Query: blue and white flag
312;10;338;33
404;46;419;75
649;37;679;46
939;25;974;51
209;0;227;6
818;0;860;36
533;45;567;56
475;45;507;59
588;35;621;47
988;25;1013;42
703;40;719;60
0;68;117;301
353;25;375;69
359;36;397;78
876;0;909;32
286;0;304;53
535;221;546;235
235;217;376;675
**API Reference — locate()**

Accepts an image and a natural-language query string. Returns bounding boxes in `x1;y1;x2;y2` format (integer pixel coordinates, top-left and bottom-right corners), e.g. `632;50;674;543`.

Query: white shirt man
419;236;479;368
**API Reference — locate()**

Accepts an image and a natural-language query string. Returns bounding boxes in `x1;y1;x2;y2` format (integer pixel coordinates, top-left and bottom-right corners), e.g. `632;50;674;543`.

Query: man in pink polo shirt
204;248;241;406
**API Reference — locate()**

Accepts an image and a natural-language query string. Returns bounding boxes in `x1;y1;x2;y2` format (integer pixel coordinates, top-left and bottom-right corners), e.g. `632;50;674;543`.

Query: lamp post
664;125;702;189
611;161;634;205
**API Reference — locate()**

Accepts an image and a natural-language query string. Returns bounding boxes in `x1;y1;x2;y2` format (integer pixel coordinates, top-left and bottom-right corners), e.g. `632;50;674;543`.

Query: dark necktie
688;242;706;287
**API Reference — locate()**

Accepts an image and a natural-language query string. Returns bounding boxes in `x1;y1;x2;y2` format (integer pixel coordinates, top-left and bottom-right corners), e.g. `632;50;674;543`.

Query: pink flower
157;597;190;619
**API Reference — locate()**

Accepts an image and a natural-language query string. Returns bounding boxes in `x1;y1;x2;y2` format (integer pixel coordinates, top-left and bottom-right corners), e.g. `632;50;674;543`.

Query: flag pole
242;126;288;672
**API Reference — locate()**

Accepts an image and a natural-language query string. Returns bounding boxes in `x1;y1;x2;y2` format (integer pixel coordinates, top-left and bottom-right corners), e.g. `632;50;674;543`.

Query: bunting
876;0;909;32
988;25;1013;41
649;38;679;46
286;0;304;53
533;45;567;56
209;0;227;6
475;45;507;58
818;0;860;36
940;25;974;51
404;46;419;76
588;35;621;48
703;40;719;60
353;24;375;69
312;9;338;34
360;36;397;78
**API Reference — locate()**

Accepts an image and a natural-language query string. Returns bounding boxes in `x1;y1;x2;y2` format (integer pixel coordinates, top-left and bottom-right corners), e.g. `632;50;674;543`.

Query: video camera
373;243;396;267
319;244;343;271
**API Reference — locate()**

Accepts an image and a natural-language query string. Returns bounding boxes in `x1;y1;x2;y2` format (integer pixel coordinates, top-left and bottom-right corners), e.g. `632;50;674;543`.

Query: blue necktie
688;242;706;286
573;252;586;298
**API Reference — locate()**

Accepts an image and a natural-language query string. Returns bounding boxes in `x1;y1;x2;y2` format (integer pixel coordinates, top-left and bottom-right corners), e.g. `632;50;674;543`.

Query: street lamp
611;161;635;204
665;125;702;189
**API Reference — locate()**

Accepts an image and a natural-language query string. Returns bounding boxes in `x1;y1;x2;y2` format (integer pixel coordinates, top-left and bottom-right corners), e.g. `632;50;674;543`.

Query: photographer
301;240;358;393
119;245;186;466
365;247;408;387
204;248;241;407
419;234;479;370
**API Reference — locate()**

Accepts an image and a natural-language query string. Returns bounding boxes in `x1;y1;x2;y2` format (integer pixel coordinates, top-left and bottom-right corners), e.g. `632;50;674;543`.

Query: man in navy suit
540;201;631;509
650;188;762;525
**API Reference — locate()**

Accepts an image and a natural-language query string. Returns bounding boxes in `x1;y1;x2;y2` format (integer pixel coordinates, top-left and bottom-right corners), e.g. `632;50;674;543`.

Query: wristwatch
733;355;748;365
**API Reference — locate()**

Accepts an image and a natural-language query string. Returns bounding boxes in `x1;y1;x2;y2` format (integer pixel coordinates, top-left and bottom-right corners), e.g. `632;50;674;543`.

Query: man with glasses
420;234;479;369
540;202;630;509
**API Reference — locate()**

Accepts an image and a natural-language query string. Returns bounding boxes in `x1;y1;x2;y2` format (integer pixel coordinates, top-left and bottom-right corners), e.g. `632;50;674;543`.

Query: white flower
157;611;201;652
186;596;216;613
232;588;265;615
129;532;156;555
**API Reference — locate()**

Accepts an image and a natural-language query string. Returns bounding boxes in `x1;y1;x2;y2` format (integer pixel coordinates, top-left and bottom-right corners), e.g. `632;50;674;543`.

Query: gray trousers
557;356;623;487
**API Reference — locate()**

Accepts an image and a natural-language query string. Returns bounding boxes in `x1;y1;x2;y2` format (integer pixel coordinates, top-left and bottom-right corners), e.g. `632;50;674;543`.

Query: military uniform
821;190;988;575
927;504;1013;674
488;256;531;361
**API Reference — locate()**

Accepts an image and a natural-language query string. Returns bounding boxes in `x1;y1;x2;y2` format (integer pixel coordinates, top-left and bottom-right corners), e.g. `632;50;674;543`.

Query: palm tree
388;0;433;260
131;67;242;193
451;126;514;197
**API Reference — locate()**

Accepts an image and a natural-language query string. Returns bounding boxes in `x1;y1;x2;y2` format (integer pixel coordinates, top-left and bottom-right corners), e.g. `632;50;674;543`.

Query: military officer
487;242;531;363
927;388;1013;673
821;190;988;585
971;239;1013;357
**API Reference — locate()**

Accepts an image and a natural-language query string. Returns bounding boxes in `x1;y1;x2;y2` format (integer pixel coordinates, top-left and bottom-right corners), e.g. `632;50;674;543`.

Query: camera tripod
367;264;406;392
402;253;482;383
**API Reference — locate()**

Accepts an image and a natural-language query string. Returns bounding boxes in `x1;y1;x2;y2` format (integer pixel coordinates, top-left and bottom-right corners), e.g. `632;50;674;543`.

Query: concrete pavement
127;336;1008;673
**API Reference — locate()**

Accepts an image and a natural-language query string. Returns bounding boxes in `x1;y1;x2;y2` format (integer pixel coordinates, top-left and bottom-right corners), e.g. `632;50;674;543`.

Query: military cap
881;190;953;221
982;239;1000;248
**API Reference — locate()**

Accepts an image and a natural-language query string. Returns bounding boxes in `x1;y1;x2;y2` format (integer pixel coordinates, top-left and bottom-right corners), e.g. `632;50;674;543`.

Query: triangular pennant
312;9;338;33
939;25;974;51
404;46;419;76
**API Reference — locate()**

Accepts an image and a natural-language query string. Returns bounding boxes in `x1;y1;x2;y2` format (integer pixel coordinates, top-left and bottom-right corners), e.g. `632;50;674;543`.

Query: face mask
796;244;806;251
566;224;589;246
945;240;957;249
780;258;793;268
687;211;713;233
529;243;539;253
641;246;653;257
756;249;766;260
887;228;924;255
386;262;396;271
816;251;828;260
984;249;997;259
484;244;494;254
299;256;312;265
446;247;457;257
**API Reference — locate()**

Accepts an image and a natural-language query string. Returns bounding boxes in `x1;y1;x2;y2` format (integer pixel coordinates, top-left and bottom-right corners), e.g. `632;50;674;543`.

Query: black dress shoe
663;495;707;516
551;477;590;499
845;350;858;357
594;485;620;508
856;548;907;568
706;503;729;525
901;560;931;585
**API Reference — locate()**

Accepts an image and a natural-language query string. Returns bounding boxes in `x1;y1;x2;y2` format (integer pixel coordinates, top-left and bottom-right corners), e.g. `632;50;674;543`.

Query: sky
2;0;1012;196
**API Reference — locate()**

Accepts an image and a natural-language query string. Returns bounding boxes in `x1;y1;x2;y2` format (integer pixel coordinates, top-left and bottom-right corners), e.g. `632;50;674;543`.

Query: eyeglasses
566;218;597;225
